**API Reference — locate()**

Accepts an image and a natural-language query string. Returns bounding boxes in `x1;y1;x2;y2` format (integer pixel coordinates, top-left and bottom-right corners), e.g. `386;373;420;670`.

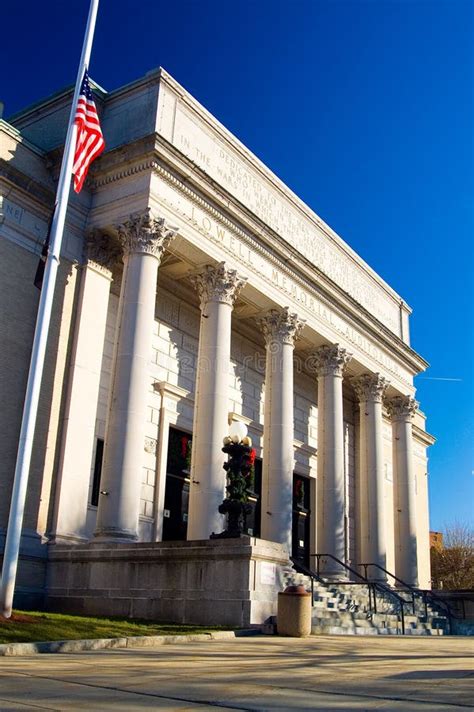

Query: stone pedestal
46;538;290;627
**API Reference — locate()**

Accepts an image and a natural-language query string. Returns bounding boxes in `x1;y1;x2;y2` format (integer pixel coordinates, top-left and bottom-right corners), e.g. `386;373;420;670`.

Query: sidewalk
0;635;472;710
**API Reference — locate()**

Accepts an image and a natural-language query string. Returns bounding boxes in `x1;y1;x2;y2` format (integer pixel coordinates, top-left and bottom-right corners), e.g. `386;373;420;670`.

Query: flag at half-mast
72;69;105;192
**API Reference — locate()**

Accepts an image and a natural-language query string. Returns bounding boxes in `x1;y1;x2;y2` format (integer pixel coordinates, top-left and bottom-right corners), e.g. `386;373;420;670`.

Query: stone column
311;344;352;576
52;233;120;542
352;373;389;580
94;210;177;541
387;395;419;586
258;309;304;553
186;263;246;540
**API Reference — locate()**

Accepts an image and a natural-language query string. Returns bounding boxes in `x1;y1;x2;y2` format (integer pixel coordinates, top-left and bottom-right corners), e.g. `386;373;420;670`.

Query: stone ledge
0;629;260;656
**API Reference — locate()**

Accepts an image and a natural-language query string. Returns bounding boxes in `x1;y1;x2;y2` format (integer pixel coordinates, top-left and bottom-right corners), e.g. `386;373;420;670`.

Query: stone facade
0;68;435;613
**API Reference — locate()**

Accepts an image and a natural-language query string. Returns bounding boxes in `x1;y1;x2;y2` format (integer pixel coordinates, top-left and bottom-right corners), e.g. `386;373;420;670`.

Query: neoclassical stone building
0;68;434;612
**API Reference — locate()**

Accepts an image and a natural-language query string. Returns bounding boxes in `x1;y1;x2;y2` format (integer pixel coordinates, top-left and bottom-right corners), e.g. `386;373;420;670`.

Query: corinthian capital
86;230;122;273
352;373;390;403
117;209;178;260
258;307;305;347
191;262;247;308
309;343;352;377
386;395;418;422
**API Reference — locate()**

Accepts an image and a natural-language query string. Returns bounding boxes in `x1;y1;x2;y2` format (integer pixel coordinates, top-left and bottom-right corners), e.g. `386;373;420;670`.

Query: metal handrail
359;562;418;615
312;553;367;583
359;562;455;631
309;553;408;634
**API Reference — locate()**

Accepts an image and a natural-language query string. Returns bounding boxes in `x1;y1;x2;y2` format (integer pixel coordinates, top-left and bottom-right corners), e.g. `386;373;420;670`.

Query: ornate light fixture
211;422;253;539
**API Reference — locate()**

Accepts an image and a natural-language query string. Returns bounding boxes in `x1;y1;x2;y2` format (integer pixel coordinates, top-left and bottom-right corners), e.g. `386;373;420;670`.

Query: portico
69;197;427;590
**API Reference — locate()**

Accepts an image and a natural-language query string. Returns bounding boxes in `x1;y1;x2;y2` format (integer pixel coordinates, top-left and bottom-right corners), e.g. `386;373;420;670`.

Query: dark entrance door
162;427;192;541
292;473;311;566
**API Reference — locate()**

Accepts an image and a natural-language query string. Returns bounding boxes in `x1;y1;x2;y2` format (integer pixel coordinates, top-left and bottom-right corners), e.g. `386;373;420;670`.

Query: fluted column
312;344;352;576
52;233;121;542
258;308;304;553
95;210;177;541
187;263;246;540
387;395;419;586
352;373;389;580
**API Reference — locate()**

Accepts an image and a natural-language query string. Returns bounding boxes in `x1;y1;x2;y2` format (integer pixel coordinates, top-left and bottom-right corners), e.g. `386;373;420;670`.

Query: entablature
90;135;427;384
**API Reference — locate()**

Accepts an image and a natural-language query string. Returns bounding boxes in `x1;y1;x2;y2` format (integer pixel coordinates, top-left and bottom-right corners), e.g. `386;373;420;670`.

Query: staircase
310;579;448;635
289;557;451;636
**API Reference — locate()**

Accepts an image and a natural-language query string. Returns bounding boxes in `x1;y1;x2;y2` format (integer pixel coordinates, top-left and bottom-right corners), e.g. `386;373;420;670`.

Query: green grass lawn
0;610;233;645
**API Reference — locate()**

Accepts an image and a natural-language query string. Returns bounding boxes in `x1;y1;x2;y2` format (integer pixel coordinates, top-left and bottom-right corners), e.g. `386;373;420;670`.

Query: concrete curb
0;629;261;656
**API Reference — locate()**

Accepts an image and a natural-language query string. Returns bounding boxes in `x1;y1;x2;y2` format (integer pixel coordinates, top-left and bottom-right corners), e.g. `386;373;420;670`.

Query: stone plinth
46;538;290;627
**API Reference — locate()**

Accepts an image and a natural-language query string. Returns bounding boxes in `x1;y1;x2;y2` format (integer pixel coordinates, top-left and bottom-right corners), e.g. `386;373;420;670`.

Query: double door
292;474;311;566
162;428;191;541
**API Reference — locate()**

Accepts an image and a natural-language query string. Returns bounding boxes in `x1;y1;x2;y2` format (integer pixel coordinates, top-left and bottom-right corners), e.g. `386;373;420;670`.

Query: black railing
359;562;456;633
290;558;325;603
291;553;408;634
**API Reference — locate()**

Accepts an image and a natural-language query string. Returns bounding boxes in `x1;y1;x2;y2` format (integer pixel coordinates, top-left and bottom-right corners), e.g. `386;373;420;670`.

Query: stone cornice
153;381;193;402
0;120;46;156
0;163;54;206
412;425;436;447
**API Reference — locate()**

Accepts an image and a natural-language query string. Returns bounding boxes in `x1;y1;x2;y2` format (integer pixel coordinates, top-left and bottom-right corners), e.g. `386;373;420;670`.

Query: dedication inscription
154;173;414;391
156;84;403;338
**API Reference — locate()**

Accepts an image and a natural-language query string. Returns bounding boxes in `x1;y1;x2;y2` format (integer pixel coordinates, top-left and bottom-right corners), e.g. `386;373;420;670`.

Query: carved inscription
156;180;412;388
0;198;49;241
166;106;401;335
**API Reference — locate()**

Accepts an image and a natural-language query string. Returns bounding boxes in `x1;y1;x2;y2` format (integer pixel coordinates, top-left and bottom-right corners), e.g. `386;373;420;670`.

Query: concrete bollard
277;584;312;637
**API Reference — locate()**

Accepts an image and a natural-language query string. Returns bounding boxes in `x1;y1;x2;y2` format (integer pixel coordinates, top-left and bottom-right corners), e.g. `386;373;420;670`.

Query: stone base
0;529;48;611
46;537;291;627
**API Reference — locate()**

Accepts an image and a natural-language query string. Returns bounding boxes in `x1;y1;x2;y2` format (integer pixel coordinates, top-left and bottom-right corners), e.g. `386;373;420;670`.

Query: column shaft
353;373;389;580
388;396;419;585
312;345;351;576
260;309;303;552
187;263;246;540
95;211;176;541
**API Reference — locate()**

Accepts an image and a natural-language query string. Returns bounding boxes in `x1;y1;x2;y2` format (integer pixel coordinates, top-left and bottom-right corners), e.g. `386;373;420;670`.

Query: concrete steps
297;575;449;636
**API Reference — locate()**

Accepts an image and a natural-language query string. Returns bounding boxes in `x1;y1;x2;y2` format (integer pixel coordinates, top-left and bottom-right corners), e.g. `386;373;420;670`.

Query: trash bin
277;584;312;637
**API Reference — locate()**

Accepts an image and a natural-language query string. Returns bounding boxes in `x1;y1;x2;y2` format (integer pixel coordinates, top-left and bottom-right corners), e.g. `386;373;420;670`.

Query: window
91;438;104;506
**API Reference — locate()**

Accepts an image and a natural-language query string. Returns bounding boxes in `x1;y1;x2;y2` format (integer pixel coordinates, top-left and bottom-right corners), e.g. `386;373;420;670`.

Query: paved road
0;635;473;711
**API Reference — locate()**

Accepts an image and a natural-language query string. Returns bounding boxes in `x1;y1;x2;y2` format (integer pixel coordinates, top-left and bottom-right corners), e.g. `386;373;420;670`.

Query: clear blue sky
2;0;473;532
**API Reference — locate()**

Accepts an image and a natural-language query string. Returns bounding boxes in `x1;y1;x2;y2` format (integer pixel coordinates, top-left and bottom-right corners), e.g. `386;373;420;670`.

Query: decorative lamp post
210;422;255;539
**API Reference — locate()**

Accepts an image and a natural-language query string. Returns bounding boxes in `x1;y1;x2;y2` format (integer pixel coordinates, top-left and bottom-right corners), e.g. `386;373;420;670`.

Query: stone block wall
46;538;290;627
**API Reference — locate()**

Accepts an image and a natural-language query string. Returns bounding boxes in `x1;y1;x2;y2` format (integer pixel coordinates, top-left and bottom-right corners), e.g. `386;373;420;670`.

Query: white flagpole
0;0;101;618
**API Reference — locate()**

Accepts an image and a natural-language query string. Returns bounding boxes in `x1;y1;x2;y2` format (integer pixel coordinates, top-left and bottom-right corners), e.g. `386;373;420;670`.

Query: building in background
430;531;444;550
0;69;435;611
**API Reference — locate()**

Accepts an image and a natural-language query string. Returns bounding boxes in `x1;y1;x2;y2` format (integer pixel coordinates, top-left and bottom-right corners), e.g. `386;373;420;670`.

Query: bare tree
431;522;474;590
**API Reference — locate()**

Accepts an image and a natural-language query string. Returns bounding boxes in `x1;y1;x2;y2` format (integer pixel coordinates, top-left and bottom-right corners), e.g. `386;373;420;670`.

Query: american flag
72;70;105;193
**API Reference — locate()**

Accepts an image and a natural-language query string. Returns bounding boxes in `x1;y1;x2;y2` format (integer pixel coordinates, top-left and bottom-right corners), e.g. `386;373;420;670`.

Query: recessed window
91;438;104;506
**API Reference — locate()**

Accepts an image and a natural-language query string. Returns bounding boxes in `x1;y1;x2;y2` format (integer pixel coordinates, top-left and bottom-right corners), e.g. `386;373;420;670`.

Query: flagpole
0;0;101;618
